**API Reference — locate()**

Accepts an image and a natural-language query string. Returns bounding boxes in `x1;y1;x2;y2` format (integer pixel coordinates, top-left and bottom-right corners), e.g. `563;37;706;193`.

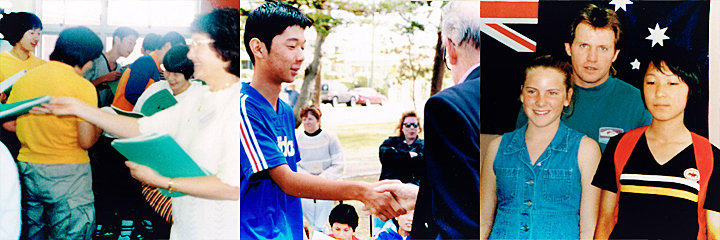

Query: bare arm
577;137;601;239
594;190;618;239
268;164;405;221
708;210;720;240
76;121;100;149
125;161;239;200
480;136;501;239
34;97;141;138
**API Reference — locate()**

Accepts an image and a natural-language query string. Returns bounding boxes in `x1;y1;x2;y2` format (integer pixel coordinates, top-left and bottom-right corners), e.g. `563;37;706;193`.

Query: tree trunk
313;64;322;106
430;29;445;96
294;28;328;128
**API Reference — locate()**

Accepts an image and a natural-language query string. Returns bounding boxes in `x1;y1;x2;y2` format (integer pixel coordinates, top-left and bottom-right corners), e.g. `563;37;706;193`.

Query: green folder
0;95;51;119
140;89;177;116
111;133;209;197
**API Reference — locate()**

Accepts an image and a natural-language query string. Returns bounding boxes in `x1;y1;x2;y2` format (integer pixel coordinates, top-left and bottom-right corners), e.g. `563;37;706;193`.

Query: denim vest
490;123;584;239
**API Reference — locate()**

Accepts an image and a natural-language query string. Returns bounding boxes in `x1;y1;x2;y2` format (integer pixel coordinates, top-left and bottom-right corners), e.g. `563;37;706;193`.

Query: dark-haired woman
0;12;44;83
0;12;45;158
34;8;241;239
480;55;601;239
592;46;720;240
133;45;202;113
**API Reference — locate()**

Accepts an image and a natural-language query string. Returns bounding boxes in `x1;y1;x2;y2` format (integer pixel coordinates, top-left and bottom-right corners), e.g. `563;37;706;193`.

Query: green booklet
111;133;209;197
140;89;177;116
0;95;51;119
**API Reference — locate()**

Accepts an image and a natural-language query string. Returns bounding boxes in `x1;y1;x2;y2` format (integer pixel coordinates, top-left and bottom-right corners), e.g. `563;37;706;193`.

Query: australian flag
480;0;710;137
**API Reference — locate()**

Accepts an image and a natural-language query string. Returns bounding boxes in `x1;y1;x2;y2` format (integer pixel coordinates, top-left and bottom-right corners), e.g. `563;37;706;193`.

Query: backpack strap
612;126;648;223
690;132;713;240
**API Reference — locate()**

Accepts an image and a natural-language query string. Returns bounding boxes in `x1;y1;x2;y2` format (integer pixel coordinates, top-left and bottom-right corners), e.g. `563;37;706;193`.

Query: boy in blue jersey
240;2;406;239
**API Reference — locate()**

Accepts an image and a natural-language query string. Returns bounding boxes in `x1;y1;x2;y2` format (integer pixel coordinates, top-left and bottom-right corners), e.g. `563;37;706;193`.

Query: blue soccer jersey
240;82;303;239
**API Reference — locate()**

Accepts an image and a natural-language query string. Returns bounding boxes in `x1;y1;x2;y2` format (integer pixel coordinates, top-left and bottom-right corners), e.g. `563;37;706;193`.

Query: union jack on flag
480;0;538;52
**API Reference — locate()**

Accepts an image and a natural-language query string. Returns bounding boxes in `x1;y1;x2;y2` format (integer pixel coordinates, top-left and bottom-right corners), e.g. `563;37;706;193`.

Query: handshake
360;180;419;221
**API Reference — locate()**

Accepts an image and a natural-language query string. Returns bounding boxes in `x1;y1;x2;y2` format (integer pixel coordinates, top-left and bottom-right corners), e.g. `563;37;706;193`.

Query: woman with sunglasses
296;105;346;235
480;55;601;239
379;111;425;186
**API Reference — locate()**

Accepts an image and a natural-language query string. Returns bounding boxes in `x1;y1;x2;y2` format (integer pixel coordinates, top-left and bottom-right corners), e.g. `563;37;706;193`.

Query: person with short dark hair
327;204;360;240
516;4;652;151
297;105;346;234
83;26;138;107
133;45;201;113
9;26;103;240
34;8;242;240
0;11;45;162
0;12;44;82
376;210;414;240
240;2;405;239
141;33;161;55
592;45;720;239
111;31;185;111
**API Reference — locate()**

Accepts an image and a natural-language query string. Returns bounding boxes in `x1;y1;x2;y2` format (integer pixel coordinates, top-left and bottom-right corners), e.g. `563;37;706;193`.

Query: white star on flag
609;0;633;12
646;23;670;47
630;59;640;70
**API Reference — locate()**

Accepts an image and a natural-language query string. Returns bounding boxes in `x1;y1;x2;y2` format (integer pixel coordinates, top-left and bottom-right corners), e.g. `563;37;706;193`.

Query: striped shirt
593;134;720;239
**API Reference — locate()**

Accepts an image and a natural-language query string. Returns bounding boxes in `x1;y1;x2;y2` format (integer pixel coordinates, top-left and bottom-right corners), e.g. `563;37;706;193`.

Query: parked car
321;82;357;107
350;87;386;106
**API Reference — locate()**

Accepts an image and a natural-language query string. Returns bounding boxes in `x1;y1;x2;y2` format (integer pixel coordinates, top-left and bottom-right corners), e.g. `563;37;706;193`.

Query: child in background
327;204;360;240
376;210;413;240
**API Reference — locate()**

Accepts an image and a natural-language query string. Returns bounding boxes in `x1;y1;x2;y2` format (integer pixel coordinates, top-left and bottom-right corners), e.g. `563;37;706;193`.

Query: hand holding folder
111;133;209;197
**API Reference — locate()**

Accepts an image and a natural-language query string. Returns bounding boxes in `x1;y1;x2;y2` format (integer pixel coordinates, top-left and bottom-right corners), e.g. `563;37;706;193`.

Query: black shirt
592;133;720;239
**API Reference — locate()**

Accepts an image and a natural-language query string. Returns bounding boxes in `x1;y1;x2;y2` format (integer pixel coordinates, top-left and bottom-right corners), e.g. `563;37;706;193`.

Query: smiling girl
481;55;602;239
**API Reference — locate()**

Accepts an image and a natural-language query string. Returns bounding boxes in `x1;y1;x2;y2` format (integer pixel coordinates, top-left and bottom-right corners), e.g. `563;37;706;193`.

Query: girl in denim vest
480;55;602;239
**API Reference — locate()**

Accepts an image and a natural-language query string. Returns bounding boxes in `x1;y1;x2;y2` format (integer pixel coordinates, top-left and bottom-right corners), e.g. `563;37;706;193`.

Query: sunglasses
403;122;419;128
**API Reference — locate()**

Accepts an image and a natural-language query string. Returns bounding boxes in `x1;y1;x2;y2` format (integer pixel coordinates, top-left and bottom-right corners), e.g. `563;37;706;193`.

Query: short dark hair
328;204;359;231
163;45;194;80
243;1;313;65
568;4;622;49
113;27;138;44
49;26;103;68
0;12;43;46
192;8;240;77
641;44;701;109
160;31;186;48
143;33;162;51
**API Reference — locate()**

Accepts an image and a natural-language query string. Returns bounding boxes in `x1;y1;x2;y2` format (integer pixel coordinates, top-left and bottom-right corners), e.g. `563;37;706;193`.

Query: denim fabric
490;123;584;239
17;162;95;240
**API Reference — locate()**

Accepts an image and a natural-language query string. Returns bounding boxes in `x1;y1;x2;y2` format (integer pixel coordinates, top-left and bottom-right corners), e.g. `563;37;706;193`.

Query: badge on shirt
684;168;701;182
599;127;624;144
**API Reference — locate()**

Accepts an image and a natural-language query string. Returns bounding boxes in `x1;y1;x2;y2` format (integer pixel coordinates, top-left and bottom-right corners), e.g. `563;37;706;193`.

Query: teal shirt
516;76;652;151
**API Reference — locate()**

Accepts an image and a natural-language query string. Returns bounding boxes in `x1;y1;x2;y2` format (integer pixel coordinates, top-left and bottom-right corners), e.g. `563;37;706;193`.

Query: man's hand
374;182;419;211
360;180;407;221
92;71;121;86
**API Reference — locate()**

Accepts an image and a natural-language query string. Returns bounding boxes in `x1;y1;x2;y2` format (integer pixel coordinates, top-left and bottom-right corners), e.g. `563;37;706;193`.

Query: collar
149;52;162;72
504;123;571;155
458;63;480;84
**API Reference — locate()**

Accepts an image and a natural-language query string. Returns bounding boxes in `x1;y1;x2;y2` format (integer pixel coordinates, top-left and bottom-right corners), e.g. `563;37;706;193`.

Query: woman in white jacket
297;105;345;234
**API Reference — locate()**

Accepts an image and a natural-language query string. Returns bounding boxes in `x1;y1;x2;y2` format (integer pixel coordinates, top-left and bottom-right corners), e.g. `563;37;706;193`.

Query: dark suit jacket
412;66;480;239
